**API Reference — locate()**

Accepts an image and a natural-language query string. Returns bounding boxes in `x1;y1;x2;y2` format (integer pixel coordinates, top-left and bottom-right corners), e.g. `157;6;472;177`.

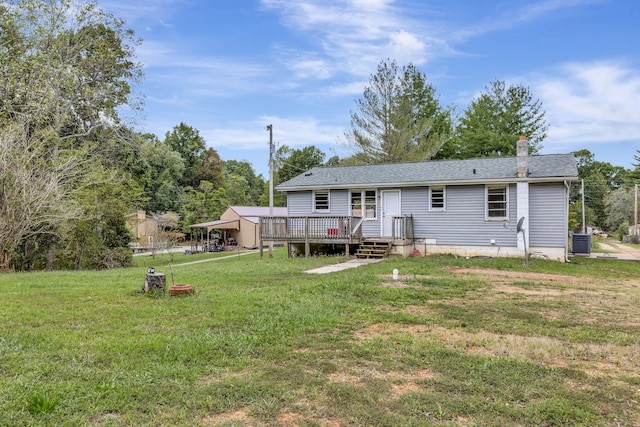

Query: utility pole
635;183;638;237
581;179;586;235
267;124;274;258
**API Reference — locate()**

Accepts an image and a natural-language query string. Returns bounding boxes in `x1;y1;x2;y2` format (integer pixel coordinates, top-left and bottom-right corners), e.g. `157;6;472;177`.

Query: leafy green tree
275;145;326;183
571;149;633;232
55;162;142;270
181;181;228;231
437;80;547;159
605;187;635;232
0;0;141;270
223;160;264;205
138;134;185;213
258;181;286;208
164;123;206;187
345;59;453;164
224;174;252;206
196;148;225;189
573;149;627;190
583;172;610;230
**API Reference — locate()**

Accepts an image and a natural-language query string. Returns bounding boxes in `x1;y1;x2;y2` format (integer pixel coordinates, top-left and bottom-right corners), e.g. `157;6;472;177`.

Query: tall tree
224;174;252;206
0;0;142;270
605;187;635;233
275;145;326;183
436;80;548;159
138;134;185;214
223;160;264;205
573;149;627;190
196;148;225;189
345;59;452;164
572;149;631;232
164;123;206;188
181;181;228;231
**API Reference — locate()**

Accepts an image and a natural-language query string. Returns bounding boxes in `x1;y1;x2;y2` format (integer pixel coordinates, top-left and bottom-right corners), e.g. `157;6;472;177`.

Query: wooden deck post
304;216;310;257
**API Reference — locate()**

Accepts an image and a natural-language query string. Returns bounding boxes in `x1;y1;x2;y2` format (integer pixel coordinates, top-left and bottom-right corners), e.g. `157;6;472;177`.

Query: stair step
354;240;391;259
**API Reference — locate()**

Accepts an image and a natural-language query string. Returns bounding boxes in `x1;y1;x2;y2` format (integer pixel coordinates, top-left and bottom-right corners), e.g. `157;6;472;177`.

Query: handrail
351;217;365;236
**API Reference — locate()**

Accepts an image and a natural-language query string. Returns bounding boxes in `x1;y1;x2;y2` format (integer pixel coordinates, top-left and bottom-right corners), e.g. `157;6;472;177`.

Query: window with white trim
350;190;377;219
486;185;508;219
313;190;330;212
429;187;445;211
350;191;362;217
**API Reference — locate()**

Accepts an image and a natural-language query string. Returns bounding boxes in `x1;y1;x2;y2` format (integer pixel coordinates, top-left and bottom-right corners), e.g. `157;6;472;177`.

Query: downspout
564;180;571;262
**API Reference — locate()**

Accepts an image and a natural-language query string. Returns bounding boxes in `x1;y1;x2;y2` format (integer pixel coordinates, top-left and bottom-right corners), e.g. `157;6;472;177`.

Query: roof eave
277;175;579;192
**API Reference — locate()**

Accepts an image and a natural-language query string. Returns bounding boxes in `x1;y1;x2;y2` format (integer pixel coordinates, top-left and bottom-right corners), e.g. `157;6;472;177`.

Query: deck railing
390;215;414;241
259;216;362;242
260;215;413;242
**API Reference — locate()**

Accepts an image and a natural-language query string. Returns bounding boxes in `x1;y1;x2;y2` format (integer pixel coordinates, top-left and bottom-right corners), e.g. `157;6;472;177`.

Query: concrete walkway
171;250;257;267
305;258;384;274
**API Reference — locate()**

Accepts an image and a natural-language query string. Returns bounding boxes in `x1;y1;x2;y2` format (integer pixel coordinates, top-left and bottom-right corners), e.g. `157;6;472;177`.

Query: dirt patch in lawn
353;322;640;379
353;322;432;341
444;266;640;288
327;364;434;397
443;267;597;284
427;326;640;377
276;410;343;427
201;408;255;426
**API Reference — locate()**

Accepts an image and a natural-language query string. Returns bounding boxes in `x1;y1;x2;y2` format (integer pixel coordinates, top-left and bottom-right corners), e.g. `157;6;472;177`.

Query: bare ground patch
327;365;434;397
353;322;432;341
444;267;640;290
201;408;258;426
352;322;640;378
276;398;344;427
443;267;599;285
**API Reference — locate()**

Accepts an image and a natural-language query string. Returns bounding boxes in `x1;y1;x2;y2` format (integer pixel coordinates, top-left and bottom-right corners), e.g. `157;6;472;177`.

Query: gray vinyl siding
287;191;312;216
329;190;349;215
360;189;384;237
286;184;565;248
403;185;518;246
286;190;349;216
529;183;566;247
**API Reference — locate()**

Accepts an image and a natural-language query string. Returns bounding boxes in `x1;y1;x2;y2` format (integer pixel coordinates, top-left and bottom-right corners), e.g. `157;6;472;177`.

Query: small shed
190;206;287;250
125;211;159;242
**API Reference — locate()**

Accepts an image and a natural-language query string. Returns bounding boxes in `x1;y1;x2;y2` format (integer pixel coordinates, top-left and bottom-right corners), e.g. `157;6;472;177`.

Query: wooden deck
259;215;414;257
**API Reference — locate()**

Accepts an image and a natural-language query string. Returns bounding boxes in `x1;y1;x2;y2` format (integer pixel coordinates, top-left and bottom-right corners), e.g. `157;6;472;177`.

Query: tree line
1;1;638;271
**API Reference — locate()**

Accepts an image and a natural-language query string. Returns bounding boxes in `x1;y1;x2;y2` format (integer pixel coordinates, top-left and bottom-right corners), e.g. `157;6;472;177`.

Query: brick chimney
516;135;528;178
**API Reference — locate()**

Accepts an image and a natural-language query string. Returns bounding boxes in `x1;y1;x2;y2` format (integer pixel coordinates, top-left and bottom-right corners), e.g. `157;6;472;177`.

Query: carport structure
188;219;238;252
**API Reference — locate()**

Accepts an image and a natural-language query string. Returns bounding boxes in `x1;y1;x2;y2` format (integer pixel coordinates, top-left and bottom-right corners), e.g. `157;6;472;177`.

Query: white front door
382;190;400;237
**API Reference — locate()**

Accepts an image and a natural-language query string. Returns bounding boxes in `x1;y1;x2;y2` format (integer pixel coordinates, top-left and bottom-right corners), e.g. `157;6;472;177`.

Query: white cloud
328;80;368;96
288;57;333;79
348;0;393;9
261;0;441;78
386;30;427;64
534;61;640;145
199;116;345;152
450;0;604;42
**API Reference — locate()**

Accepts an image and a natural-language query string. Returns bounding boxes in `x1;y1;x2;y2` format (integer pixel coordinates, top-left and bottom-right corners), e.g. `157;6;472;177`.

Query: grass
1;250;639;426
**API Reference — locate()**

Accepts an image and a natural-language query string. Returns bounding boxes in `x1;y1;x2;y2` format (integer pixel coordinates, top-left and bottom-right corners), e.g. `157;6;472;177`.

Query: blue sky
102;0;640;177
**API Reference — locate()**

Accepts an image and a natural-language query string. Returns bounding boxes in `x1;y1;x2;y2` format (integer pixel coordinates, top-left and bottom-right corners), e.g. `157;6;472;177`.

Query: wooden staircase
354;240;391;259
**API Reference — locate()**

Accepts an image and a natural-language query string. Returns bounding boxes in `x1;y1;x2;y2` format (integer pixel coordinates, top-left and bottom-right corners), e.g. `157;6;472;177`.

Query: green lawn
1;250;639;426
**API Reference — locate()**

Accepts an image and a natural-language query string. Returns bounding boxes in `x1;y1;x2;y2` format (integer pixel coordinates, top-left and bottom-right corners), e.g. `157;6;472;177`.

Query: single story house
190;206;287;250
261;137;578;261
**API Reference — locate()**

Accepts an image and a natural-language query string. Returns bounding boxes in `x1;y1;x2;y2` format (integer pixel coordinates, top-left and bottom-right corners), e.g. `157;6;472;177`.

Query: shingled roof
276;154;578;191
